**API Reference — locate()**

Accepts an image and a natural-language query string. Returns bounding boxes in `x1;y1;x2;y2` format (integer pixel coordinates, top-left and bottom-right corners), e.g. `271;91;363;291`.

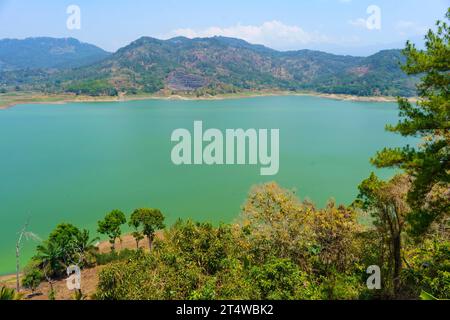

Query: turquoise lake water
0;95;413;275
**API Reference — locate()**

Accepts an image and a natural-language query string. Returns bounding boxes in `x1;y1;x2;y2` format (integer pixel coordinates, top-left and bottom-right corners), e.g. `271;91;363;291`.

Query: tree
33;223;97;278
357;173;411;294
15;220;39;292
165;220;233;275
239;182;312;268
372;9;450;236
35;240;64;278
47;223;83;264
73;229;99;267
129;211;145;249
130;208;165;251
311;201;361;274
35;240;60;299
97;210;126;251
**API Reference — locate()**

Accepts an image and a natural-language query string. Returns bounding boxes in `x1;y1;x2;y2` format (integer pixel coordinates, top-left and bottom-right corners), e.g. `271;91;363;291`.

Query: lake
0;95;412;275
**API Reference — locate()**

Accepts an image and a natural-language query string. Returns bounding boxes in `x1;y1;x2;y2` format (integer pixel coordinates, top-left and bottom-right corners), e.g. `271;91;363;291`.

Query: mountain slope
0;37;110;71
0;36;417;97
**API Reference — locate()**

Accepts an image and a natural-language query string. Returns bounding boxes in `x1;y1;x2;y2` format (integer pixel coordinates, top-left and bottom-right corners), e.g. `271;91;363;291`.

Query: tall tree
357;174;411;294
130;208;165;251
47;223;83;264
129;211;145;249
240;182;312;268
372;9;450;236
97;210;126;251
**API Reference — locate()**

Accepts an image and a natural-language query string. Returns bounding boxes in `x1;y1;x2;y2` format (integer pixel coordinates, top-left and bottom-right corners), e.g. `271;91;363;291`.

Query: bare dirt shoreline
0;91;414;110
0;233;160;300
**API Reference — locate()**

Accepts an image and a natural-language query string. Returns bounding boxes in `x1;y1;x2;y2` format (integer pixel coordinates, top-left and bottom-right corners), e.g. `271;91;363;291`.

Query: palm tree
73;229;99;267
35;240;64;278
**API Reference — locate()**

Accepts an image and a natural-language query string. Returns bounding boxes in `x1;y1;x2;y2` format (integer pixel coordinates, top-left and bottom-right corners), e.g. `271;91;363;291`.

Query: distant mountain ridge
0;36;417;97
0;37;110;71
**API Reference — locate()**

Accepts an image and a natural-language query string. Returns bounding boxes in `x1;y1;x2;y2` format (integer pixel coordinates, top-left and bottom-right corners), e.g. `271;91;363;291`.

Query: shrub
249;258;315;300
0;287;21;300
22;262;43;292
95;249;138;266
402;237;450;299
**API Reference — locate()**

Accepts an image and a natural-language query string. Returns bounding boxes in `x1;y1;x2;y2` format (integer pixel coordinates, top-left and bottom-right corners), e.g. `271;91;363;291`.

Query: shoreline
0;90;413;110
0;233;155;286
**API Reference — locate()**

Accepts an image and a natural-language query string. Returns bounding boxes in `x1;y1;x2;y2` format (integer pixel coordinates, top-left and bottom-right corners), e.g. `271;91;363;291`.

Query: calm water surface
0;96;413;274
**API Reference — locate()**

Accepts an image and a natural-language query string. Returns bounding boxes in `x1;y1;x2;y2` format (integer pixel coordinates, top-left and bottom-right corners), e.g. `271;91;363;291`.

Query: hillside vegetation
0;37;110;71
0;36;418;97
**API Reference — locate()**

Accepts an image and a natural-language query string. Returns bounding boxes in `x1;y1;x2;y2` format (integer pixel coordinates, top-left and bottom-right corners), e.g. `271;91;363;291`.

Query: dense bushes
66;79;118;96
21;261;43;292
94;184;372;300
402;237;450;299
20;180;449;300
94;181;449;300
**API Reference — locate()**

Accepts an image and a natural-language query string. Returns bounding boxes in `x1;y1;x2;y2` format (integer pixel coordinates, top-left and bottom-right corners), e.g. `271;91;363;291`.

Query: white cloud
170;21;332;50
348;18;368;29
395;20;428;36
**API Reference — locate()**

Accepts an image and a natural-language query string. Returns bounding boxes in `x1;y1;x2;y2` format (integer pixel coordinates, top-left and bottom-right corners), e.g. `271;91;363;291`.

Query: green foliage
66;79;118;96
164;220;234;275
372;9;450;236
74;229;99;266
94;178;449;301
420;290;439;300
240;182;312;267
48;287;56;300
0;37;110;71
22;262;43;292
1;36;418;96
35;240;65;278
73;289;86;300
46;223;97;266
357;174;411;294
95;248;138;266
317;273;365;300
20;12;450;300
129;228;144;249
310;202;362;274
403;237;450;299
0;286;21;300
96;183;369;300
97;210;126;250
96;220;242;300
34;223;98;278
129;208;165;250
249;258;313;300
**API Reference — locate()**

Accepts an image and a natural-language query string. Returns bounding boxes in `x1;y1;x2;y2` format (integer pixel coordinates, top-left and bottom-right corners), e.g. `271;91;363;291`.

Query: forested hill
0;36;418;97
0;37;110;71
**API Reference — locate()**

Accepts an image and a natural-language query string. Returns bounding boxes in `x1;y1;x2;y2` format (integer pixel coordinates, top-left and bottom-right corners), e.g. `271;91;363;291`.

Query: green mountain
0;36;417;97
0;37;110;71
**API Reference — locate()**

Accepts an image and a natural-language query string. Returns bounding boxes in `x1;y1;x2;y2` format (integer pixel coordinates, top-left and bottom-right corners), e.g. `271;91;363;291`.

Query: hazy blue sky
0;0;448;55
